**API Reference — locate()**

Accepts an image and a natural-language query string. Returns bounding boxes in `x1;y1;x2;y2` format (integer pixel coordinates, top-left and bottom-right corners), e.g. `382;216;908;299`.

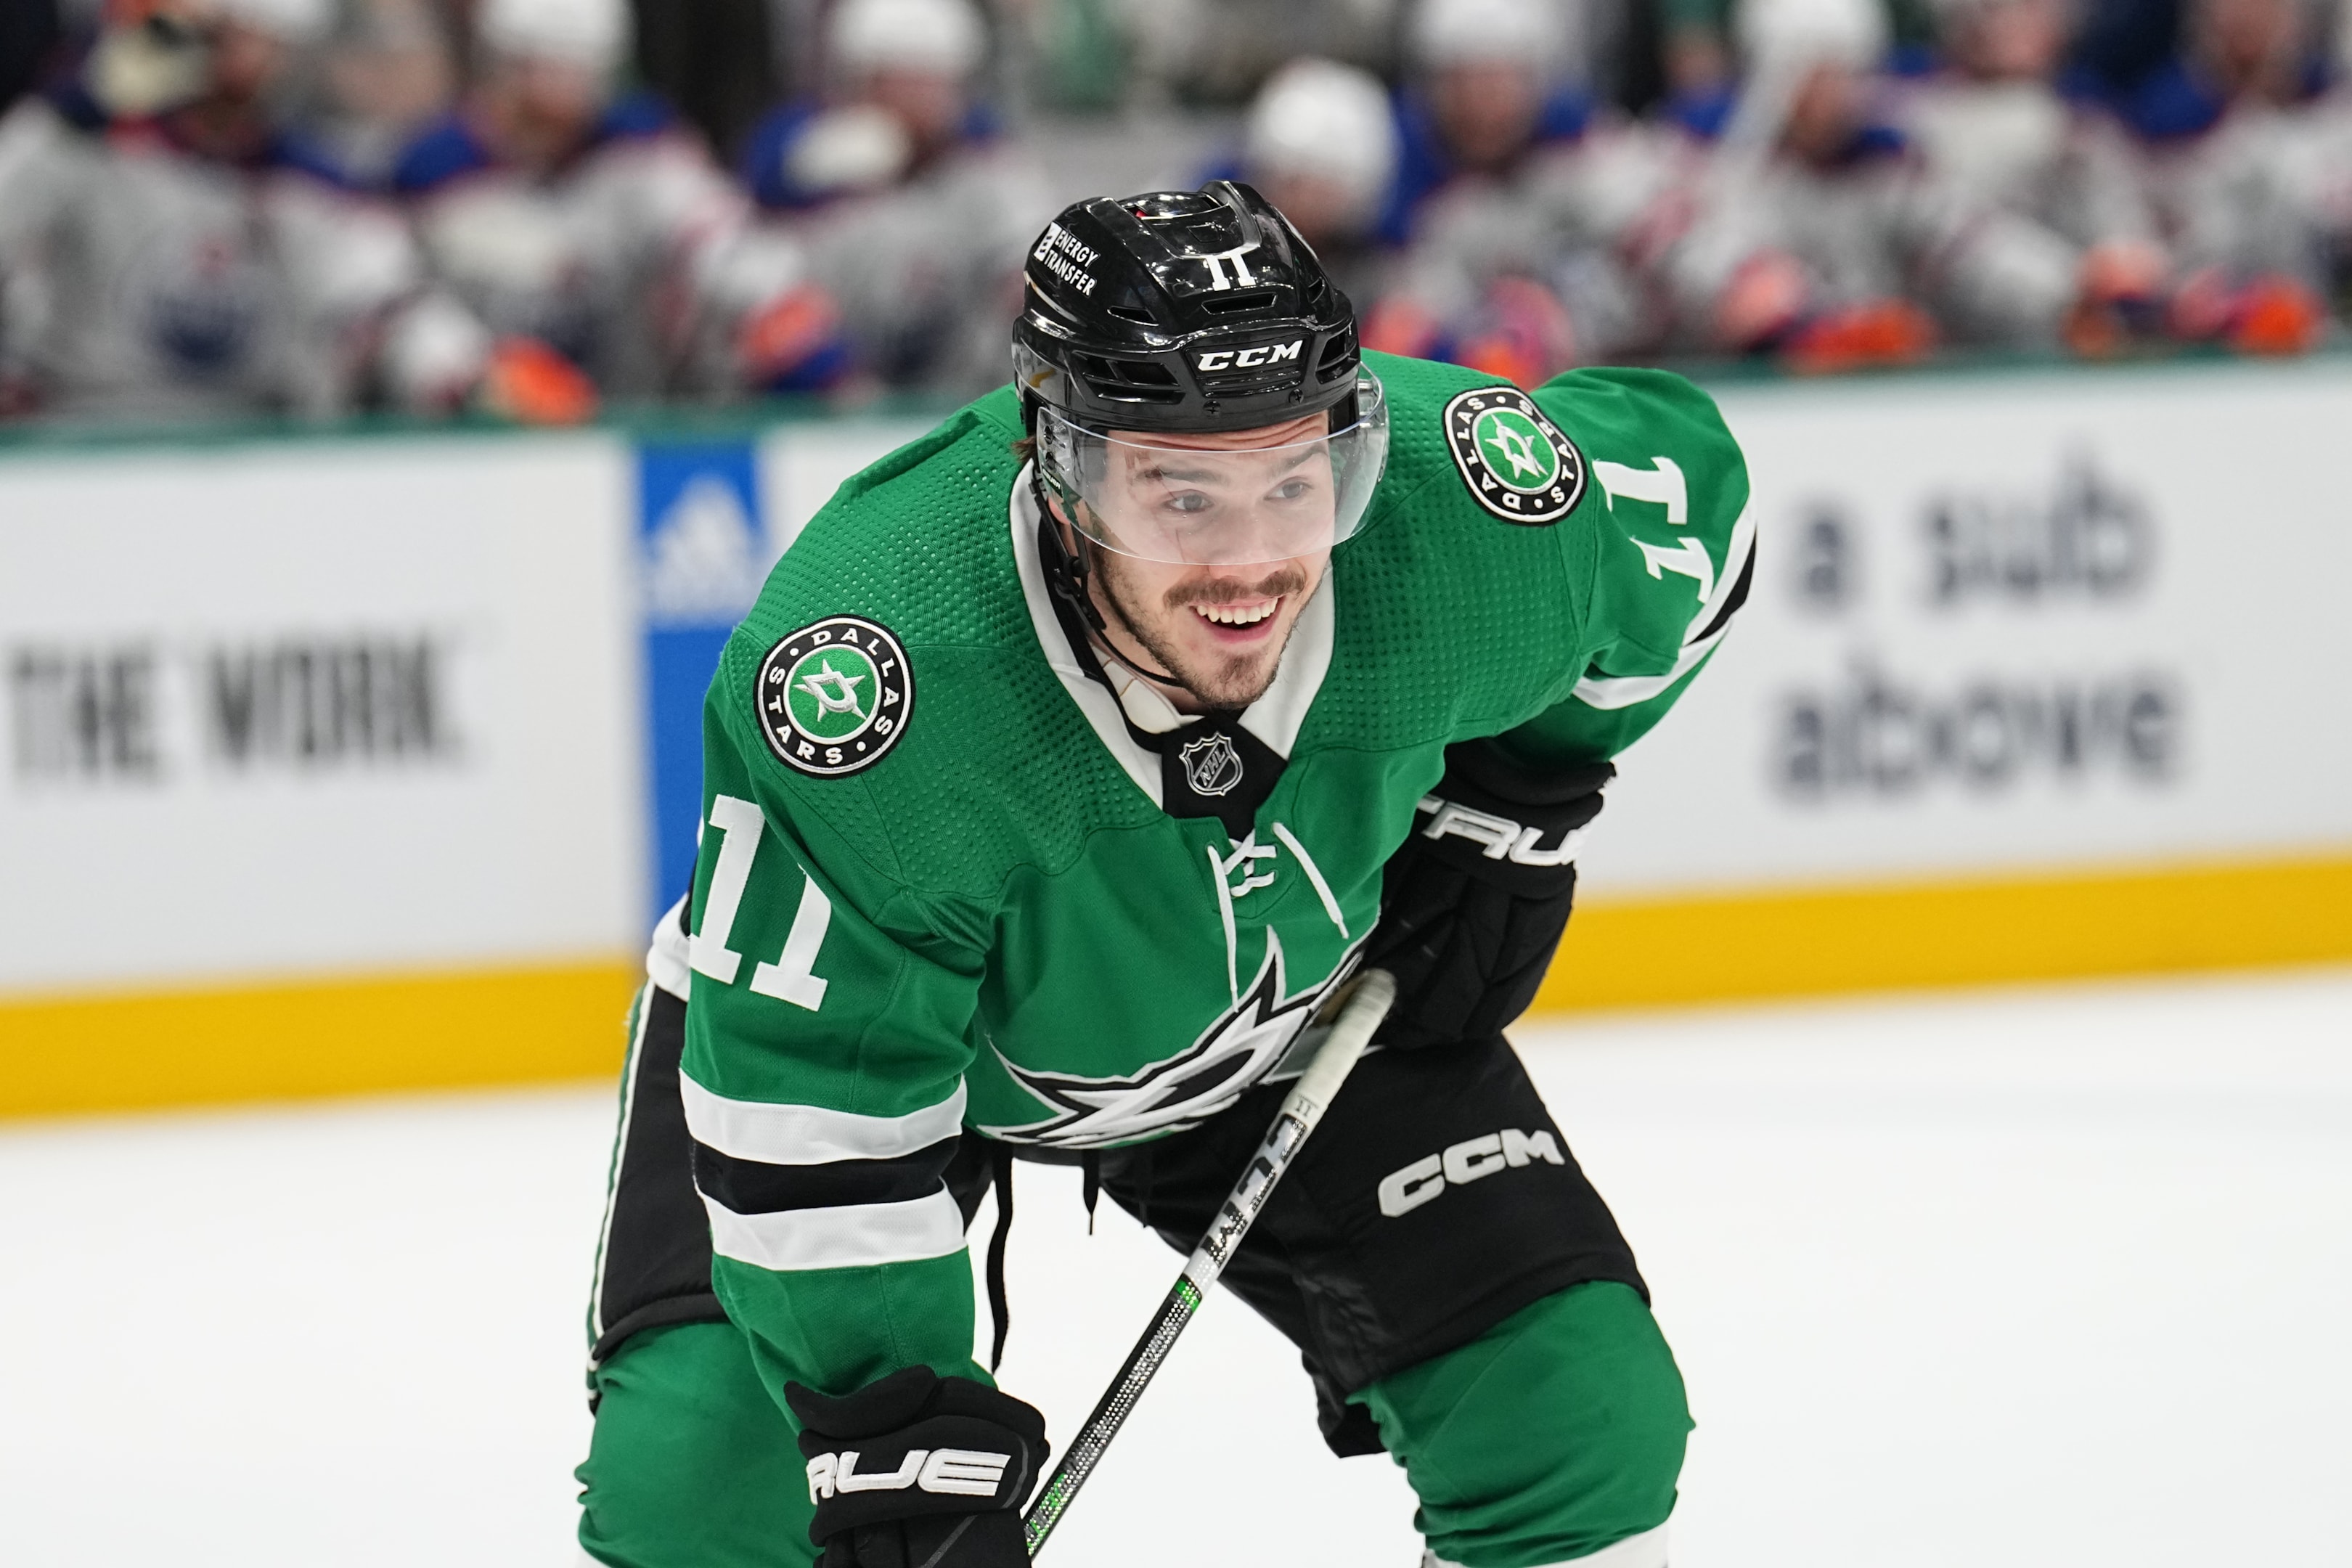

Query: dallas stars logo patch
1442;386;1587;526
755;615;914;777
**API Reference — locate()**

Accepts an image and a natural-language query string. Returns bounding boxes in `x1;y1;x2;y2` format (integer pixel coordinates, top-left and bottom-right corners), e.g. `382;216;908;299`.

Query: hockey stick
1021;967;1397;1558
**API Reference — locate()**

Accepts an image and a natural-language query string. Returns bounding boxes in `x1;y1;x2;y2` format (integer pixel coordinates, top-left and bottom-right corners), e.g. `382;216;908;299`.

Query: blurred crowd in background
1;0;2349;425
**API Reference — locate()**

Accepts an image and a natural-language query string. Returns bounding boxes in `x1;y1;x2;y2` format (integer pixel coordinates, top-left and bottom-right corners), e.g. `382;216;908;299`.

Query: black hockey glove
1360;742;1613;1050
787;1365;1048;1568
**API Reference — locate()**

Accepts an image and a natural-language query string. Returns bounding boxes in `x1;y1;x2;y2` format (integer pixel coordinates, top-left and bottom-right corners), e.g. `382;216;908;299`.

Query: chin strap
1030;462;1187;692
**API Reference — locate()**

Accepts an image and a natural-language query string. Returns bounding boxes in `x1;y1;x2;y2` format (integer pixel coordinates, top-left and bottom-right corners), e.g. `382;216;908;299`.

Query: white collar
1008;467;1333;811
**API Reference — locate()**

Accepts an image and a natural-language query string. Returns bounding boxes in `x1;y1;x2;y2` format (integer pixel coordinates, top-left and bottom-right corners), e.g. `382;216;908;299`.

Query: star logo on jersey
980;934;1362;1149
1442;386;1587;526
756;616;914;777
1479;411;1556;483
796;659;867;724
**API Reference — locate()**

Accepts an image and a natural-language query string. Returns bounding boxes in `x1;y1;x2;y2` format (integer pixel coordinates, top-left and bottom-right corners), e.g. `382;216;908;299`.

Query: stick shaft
1021;969;1395;1557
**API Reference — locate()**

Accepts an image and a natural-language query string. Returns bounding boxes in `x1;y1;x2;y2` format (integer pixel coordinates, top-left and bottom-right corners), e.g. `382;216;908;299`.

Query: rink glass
1037;373;1389;565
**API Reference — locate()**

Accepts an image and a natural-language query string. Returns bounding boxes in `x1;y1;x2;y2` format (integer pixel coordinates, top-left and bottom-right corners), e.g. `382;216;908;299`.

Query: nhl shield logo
1177;731;1245;797
754;615;915;777
1442;386;1587;526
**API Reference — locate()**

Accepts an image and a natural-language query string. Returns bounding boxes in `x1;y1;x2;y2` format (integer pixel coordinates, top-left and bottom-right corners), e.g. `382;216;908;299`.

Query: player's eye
1268;478;1314;502
1164;490;1212;515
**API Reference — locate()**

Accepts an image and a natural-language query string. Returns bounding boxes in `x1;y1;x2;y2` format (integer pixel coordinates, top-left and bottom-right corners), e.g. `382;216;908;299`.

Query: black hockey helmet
1013;182;1390;571
1012;181;1363;433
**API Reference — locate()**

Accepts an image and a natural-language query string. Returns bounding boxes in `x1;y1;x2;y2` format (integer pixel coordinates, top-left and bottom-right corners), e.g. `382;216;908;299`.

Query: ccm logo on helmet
1195;340;1304;372
1378;1129;1567;1218
805;1448;1012;1504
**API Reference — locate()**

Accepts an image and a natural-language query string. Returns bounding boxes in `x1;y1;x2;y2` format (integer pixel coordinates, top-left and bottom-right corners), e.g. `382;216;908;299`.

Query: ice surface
1;968;2347;1566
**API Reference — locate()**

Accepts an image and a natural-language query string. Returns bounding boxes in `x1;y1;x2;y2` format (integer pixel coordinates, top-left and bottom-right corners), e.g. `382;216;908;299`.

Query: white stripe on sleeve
679;1077;968;1165
1575;497;1754;712
1571;622;1728;709
701;1187;968;1272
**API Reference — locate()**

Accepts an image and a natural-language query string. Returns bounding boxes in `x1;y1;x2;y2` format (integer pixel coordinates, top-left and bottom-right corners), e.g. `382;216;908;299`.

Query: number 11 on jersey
687;793;833;1011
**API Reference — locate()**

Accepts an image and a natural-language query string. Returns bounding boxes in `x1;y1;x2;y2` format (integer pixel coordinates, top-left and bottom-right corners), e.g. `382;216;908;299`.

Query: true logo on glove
1415;794;1585;867
755;616;915;777
1443;387;1587;526
805;1448;1013;1504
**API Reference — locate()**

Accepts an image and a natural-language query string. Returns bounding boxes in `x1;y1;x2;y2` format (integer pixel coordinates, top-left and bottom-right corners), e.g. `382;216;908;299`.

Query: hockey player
1359;105;1688;386
391;0;852;401
739;0;998;213
2102;0;2344;353
0;0;548;422
1379;0;1596;247
303;0;460;189
1213;56;1402;309
1361;0;1645;385
1900;0;2172;354
577;181;1754;1568
1657;0;2096;364
737;0;1053;396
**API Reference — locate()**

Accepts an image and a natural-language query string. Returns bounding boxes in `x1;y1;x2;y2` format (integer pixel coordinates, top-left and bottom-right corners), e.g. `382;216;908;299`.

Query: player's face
479;54;605;169
1081;411;1342;565
1782;61;1865;162
1090;541;1328;713
1429;62;1542;171
1959;0;2067;80
1254;171;1362;248
1075;412;1334;712
203;20;288;104
2197;0;2299;83
860;67;968;155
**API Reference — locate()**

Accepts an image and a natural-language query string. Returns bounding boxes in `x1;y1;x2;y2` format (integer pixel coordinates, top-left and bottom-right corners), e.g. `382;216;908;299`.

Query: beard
1094;555;1312;711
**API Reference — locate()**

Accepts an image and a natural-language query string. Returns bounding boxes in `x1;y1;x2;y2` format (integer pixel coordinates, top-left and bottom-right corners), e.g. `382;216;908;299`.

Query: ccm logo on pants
1378;1129;1567;1218
805;1449;1010;1503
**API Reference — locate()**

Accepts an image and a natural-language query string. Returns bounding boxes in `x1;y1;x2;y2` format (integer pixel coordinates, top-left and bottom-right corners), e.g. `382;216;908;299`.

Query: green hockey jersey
674;351;1752;1405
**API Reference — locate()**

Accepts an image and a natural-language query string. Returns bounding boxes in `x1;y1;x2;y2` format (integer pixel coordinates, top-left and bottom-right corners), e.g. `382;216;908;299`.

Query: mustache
1163;568;1308;613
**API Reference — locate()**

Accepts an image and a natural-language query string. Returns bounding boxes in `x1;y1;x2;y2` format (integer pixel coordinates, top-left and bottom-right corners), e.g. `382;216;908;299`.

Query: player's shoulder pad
1528;365;1749;542
1357;351;1566;520
1365;354;1731;535
1541;367;1754;670
717;388;1029;787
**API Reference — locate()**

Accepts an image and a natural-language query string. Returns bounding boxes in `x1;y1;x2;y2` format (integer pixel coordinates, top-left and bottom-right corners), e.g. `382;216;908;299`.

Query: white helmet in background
479;0;632;72
87;0;323;115
1246;59;1399;221
1735;0;1890;68
1410;0;1561;69
1714;0;1889;158
830;0;988;78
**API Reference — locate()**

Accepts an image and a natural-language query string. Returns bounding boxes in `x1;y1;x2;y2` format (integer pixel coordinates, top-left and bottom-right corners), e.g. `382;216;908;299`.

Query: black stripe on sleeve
1690;536;1755;646
690;1134;963;1214
591;984;724;1368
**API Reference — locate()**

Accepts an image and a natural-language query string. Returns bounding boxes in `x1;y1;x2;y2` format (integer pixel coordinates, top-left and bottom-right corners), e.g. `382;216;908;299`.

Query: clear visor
1037;372;1389;566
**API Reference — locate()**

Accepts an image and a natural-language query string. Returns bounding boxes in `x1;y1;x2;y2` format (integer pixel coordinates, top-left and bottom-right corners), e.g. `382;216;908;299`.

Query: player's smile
1087;550;1321;711
1190;594;1283;636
